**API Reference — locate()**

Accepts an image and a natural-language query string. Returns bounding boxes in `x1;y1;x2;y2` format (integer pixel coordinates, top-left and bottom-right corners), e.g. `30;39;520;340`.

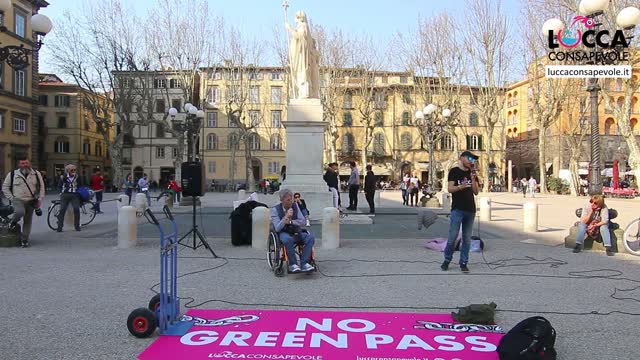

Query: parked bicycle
46;189;97;230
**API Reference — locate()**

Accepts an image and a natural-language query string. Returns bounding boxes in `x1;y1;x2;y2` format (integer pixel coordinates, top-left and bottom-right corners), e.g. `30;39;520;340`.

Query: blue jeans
279;231;315;266
444;209;476;265
575;222;611;247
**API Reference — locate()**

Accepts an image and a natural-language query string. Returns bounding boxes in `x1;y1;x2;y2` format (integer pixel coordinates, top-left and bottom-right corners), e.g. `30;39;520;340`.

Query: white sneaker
288;264;301;273
301;263;315;272
306;219;311;226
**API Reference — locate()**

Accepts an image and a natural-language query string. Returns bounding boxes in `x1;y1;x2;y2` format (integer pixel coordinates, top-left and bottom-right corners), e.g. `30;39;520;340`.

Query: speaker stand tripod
178;197;217;258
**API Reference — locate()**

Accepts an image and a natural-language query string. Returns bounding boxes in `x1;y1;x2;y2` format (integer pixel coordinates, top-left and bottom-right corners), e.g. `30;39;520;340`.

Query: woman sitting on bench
573;195;614;256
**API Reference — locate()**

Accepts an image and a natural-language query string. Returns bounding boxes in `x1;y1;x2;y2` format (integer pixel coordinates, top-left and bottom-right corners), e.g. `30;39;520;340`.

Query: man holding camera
2;157;45;248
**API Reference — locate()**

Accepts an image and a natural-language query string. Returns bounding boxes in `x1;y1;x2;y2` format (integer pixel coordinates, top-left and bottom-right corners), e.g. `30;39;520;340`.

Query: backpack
497;316;557;360
77;187;92;202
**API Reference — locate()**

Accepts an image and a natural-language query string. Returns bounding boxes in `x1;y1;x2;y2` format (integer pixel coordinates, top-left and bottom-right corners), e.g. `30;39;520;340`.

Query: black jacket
323;170;339;189
364;171;376;192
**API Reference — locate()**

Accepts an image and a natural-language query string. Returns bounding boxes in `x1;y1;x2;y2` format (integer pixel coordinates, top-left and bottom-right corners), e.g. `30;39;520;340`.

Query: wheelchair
267;225;318;277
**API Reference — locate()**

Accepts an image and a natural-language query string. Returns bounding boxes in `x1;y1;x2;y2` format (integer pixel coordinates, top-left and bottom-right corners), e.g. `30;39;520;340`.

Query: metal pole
588;77;602;195
428;132;434;192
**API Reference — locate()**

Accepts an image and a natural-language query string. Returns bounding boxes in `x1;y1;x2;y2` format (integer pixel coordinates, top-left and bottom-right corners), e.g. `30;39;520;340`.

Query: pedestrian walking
364;165;376;214
91;169;104;214
347;161;360;211
528;177;537;198
123;173;134;205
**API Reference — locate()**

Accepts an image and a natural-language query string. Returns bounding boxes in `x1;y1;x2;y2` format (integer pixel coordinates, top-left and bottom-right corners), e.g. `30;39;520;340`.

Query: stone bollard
251;207;270;250
117;206;137;248
374;191;381;208
135;193;148;213
238;189;246;200
523;201;538;233
322;207;340;249
442;193;451;213
479;197;492;222
117;194;130;209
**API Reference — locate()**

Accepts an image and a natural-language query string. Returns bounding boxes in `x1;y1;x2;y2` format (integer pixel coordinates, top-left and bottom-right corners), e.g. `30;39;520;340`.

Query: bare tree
560;88;592;195
395;12;465;186
522;1;575;193
48;0;151;188
464;0;511;192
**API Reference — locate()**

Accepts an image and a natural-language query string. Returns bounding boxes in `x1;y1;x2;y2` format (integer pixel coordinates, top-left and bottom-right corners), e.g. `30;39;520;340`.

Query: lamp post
415;104;450;196
169;103;205;162
544;2;640;195
0;2;52;70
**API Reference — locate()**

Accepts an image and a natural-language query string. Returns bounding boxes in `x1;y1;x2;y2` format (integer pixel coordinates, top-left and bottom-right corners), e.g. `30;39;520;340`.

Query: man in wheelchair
270;189;316;273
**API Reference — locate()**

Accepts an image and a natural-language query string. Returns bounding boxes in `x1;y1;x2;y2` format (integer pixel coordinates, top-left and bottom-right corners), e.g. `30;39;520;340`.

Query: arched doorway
133;166;144;182
251;159;262;182
400;162;412;179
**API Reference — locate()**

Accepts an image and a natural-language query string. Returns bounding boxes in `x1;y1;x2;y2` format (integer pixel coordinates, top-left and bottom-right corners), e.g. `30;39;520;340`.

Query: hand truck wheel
148;294;172;312
127;308;157;338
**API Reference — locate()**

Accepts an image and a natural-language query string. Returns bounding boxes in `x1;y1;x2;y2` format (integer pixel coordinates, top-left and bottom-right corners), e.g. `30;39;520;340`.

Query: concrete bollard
135;193;148;212
479;197;492;222
117;194;130;209
442;193;451;212
238;189;246;200
374;191;381;208
523;201;538;233
322;207;340;249
117;206;137;248
251;207;270;250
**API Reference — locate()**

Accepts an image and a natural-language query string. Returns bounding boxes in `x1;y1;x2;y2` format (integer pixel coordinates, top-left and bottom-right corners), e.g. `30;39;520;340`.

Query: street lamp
545;2;640;195
168;103;205;161
0;3;53;70
415;104;450;195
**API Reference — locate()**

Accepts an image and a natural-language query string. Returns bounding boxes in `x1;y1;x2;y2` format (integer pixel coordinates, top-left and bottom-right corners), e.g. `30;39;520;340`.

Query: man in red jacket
91;169;104;214
168;177;181;202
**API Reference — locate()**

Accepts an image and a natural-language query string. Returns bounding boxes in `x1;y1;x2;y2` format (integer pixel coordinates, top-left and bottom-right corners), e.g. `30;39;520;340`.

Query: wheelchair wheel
267;231;280;270
623;218;640;256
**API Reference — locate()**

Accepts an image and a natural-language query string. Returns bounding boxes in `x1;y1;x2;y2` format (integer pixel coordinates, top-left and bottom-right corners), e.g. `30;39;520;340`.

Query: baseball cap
460;151;479;160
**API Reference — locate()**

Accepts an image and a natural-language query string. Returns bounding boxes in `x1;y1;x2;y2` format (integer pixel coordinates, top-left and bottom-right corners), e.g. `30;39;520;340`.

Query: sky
38;0;523;76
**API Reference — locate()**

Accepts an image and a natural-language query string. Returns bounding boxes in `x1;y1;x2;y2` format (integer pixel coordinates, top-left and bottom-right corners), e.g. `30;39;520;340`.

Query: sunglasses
69;169;77;172
467;157;477;163
294;196;300;199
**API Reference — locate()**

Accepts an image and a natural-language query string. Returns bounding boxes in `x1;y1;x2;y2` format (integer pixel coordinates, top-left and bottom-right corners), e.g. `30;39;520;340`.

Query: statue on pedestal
284;5;320;99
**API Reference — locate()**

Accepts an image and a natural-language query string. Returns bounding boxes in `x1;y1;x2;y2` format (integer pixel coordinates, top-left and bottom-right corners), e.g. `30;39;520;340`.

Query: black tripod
178;197;217;258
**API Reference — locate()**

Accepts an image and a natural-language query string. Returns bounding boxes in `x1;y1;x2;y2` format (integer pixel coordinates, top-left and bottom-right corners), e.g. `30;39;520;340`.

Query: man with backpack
1;157;45;247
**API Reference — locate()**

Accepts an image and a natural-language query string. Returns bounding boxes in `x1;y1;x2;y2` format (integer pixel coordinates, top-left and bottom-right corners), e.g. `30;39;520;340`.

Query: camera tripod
178;197;217;258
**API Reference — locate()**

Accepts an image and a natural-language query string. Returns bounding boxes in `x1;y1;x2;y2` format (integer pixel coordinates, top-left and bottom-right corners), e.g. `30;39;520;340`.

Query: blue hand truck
126;206;183;338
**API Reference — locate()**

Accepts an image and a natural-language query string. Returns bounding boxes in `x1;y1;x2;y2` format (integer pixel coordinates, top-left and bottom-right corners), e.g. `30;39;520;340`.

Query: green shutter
466;135;471;150
478;135;483;151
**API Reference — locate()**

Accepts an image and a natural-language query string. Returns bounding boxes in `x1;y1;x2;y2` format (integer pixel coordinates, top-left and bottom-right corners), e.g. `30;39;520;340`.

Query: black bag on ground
497;316;557;360
230;201;268;246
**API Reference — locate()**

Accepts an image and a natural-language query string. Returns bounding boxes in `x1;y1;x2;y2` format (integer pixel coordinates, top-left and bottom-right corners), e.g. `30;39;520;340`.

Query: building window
54;137;70;153
269;161;281;174
207;112;218;127
400;76;408;84
229;113;239;128
207;134;218;150
206;86;220;103
374;92;386;109
373;133;385;155
0;63;4;88
0;112;4;129
270;72;283;81
401;112;410;126
208;161;216;173
14;11;26;37
57;116;67;129
249;111;260;127
250;133;260;150
343;112;353;127
83;141;91;155
402;92;412;105
604;118;615;135
271;87;282;104
270;134;282;150
211;71;222;80
169;79;182;89
96;142;103;157
156;123;165;138
343;92;353;108
156;147;165;159
467;134;482;150
342;133;355;153
39;95;48;106
400;132;412;150
171;99;182;111
469;112;479;127
14;69;25;96
249;86;260;103
228;133;239;150
271;111;282;128
441;135;453;150
153;79;167;88
55;95;71;107
12;116;26;133
155;99;165;113
375;111;384;127
227;85;241;102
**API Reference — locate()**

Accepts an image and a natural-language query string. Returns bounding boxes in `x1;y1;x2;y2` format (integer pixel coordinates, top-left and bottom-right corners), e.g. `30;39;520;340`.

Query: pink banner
140;309;504;360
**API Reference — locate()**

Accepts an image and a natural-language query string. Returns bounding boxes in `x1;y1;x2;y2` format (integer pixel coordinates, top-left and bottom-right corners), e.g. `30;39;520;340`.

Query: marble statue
285;10;320;99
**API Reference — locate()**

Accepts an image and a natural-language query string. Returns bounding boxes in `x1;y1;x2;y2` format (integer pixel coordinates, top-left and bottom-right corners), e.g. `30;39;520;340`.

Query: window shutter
478;135;483;151
466;135;471;150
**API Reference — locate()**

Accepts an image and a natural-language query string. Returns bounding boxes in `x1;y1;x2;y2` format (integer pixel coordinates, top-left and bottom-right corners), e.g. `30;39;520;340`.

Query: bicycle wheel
622;218;640;256
80;202;97;226
47;203;60;231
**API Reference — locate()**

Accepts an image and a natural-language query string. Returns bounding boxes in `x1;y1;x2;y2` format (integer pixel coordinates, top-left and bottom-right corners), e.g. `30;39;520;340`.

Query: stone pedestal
251;207;270;251
523;201;538;233
321;207;340;249
442;193;451;213
281;98;332;220
479;197;491;222
564;223;625;253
